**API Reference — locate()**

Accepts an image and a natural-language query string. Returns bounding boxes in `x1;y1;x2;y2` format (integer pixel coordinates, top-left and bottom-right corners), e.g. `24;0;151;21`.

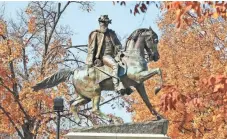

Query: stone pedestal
65;119;170;139
65;133;169;139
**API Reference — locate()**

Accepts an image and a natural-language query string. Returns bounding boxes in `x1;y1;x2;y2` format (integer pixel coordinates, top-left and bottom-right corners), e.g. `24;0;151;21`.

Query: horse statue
32;27;164;120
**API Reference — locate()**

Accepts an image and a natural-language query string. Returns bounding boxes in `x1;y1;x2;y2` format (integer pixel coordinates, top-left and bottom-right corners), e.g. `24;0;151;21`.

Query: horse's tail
32;69;74;91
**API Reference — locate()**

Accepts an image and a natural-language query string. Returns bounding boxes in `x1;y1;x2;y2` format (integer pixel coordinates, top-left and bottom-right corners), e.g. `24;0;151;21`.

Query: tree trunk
22;123;34;139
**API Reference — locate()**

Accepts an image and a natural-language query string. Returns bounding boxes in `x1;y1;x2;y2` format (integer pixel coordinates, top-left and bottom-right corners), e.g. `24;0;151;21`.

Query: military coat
86;29;122;65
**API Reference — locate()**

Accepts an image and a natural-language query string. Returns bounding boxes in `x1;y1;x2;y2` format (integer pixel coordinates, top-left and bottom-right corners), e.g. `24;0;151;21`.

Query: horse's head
125;28;160;62
143;27;159;62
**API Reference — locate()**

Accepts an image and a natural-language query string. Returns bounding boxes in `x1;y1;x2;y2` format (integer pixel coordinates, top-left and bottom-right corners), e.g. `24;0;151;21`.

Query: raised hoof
154;87;161;95
125;88;134;95
117;88;134;96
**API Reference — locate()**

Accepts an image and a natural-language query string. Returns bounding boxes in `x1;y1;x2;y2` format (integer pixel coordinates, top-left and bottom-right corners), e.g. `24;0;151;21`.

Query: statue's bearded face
99;21;109;32
99;22;108;28
99;21;108;27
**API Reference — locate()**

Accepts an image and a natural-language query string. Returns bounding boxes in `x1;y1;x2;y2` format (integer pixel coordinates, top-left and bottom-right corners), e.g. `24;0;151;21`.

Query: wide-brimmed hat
98;15;112;24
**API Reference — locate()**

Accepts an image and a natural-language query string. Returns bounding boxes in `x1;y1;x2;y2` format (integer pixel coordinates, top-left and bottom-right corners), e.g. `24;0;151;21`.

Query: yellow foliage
212;12;219;19
0;20;6;36
130;9;227;139
0;4;71;137
28;16;36;33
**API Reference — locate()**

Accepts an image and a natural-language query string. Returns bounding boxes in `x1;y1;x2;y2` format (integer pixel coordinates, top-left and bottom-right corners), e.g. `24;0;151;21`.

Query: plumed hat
98;15;112;24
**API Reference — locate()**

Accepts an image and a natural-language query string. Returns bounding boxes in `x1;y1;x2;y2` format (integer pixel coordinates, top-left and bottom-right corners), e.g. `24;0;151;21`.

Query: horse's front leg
70;95;90;121
138;68;161;82
136;83;164;120
138;68;163;94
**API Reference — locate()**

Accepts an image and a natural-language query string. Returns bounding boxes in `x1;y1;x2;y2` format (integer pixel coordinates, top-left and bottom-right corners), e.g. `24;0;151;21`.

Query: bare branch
45;2;71;54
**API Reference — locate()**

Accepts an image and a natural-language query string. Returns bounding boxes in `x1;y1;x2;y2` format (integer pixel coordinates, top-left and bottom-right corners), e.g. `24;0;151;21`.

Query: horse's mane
124;28;151;50
128;28;150;40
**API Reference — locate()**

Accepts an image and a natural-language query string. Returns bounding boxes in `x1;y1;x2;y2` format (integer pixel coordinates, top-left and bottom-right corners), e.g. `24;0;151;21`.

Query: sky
2;1;161;123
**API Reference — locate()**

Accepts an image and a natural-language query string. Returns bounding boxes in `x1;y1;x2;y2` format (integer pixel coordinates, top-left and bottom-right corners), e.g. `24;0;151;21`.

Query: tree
0;1;96;138
130;9;227;139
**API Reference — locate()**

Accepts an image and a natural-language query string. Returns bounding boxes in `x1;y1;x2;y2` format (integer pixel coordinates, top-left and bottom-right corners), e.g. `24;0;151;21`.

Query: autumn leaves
129;2;227;138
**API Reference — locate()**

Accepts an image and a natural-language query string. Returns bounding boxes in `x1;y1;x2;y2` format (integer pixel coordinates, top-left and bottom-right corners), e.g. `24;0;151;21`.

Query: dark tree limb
0;104;24;138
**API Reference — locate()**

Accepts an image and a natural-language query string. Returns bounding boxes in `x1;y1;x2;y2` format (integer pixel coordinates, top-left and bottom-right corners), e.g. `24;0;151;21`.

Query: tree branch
0;104;24;138
80;95;121;112
45;2;71;54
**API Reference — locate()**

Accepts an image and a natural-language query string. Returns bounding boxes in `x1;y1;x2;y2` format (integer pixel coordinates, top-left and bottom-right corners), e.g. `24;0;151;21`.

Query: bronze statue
86;15;125;93
32;16;164;120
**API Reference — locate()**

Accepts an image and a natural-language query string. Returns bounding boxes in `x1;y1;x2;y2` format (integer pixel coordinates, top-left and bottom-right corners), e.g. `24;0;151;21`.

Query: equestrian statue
32;15;164;120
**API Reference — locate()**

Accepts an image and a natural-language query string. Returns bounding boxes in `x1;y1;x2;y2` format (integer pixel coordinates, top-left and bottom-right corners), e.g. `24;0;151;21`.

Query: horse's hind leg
91;92;110;120
91;95;100;112
71;95;91;107
70;95;90;120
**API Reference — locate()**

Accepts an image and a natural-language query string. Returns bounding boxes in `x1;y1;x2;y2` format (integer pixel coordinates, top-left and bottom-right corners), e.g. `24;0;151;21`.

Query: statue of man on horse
32;15;164;120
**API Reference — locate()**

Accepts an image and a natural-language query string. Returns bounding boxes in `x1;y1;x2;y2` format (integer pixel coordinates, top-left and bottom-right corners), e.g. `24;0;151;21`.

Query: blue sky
3;1;161;44
2;1;161;123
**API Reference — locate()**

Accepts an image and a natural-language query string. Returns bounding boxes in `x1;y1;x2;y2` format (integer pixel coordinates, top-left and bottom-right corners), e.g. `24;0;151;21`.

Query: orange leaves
1;94;13;108
131;9;227;138
163;1;227;28
0;39;23;63
0;20;6;36
213;83;224;93
164;2;199;28
28;16;36;33
26;6;36;33
202;75;227;94
185;97;203;114
165;1;182;10
214;2;227;19
160;93;176;111
19;82;54;117
0;2;78;137
116;2;150;15
117;1;227;28
212;12;219;19
160;87;184;111
49;40;60;50
25;8;32;15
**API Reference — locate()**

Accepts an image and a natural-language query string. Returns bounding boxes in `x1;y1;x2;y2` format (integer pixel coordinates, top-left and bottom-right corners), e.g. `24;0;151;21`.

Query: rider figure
86;15;124;93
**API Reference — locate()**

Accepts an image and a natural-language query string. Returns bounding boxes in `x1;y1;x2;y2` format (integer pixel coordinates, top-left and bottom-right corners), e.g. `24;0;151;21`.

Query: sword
94;66;119;80
85;63;119;80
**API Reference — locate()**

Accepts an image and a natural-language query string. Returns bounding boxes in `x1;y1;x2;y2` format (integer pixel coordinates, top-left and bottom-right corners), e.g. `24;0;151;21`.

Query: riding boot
102;55;125;93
